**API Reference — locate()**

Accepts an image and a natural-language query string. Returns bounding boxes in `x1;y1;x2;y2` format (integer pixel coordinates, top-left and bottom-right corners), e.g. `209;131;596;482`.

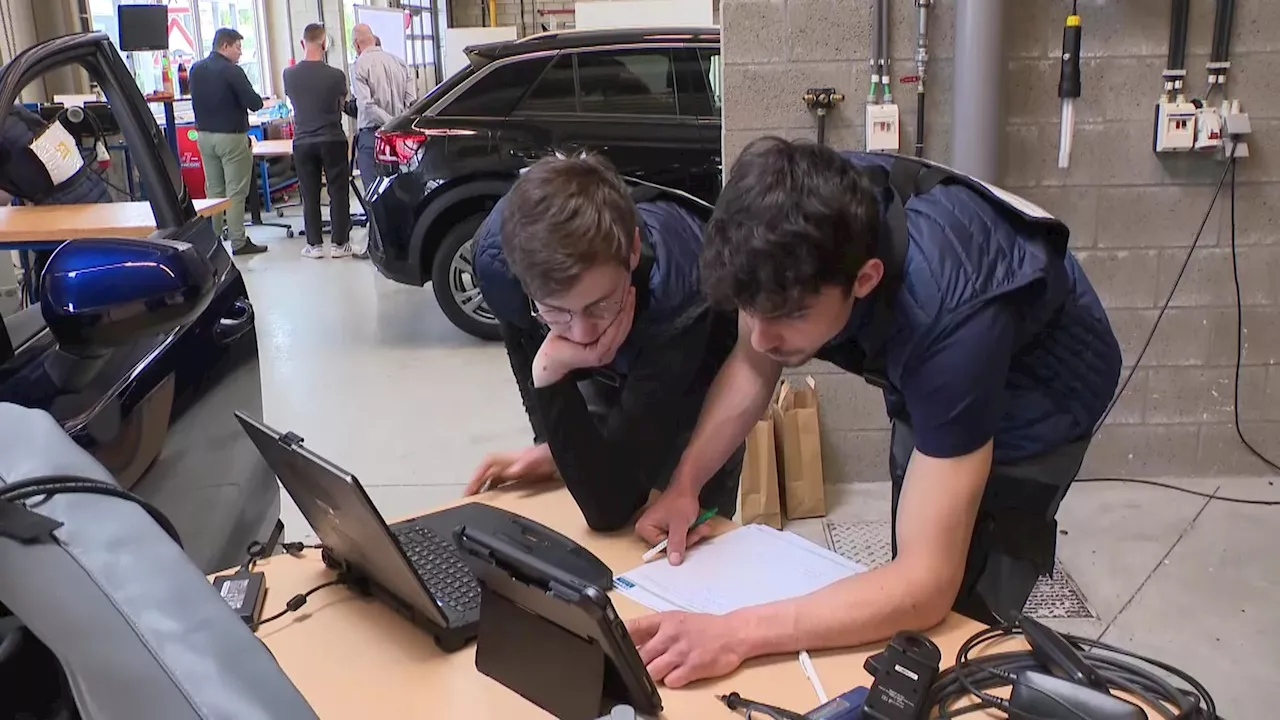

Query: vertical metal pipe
881;0;892;102
952;0;1005;182
914;0;930;157
871;0;884;101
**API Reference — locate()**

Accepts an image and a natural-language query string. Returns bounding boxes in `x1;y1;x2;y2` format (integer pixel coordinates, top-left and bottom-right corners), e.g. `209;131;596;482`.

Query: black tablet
456;524;661;720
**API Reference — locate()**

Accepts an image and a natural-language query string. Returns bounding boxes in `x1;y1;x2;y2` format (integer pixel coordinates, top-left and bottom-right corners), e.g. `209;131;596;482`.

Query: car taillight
375;131;426;165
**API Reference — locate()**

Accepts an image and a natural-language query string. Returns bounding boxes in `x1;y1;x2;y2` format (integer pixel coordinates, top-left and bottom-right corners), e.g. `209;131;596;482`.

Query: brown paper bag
775;376;827;520
737;399;784;530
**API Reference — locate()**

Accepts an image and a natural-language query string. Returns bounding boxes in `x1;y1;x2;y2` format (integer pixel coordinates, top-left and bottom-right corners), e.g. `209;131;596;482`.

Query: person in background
349;23;415;260
629;137;1122;687
188;27;267;256
283;23;352;259
466;155;744;534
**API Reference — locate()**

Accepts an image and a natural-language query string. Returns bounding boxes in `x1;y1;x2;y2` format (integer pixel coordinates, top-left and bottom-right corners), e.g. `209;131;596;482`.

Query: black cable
250;577;347;632
1167;0;1190;72
932;624;1216;720
1228;159;1280;473
1076;477;1279;505
1087;152;1279;495
915;92;925;157
81;109;138;201
1093;158;1233;434
1;477;182;548
1211;0;1236;64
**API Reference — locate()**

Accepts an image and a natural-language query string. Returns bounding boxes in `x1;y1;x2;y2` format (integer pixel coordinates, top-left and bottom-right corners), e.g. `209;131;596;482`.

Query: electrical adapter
211;569;267;627
863;631;940;720
1010;670;1144;720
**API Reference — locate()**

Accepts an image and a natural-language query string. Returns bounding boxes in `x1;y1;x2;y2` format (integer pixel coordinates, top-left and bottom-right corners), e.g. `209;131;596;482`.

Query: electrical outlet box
1154;101;1197;152
866;103;900;152
1194;106;1222;150
1223;108;1252;136
1220;103;1252;160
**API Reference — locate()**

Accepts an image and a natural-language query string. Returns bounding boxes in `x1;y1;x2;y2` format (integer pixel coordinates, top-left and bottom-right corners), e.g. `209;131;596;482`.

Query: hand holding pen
641;507;717;563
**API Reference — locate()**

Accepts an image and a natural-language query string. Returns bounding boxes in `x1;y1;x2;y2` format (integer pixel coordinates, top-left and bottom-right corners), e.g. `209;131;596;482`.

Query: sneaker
330;243;354;259
233;240;268;256
301;245;326;259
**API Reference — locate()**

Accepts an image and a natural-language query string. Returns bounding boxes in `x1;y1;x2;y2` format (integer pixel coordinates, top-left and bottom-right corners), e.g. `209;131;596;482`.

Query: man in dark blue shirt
630;138;1121;688
189;27;266;256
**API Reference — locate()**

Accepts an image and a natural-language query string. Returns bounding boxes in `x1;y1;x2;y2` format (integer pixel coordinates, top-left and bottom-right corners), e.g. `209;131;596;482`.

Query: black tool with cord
457;523;661;720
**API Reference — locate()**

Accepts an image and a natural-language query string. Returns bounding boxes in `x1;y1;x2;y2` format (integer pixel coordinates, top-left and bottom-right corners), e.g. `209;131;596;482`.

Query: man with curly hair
630;137;1121;688
466;154;742;534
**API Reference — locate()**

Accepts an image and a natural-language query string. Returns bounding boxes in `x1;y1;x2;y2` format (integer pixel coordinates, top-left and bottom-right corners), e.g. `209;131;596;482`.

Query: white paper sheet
615;524;866;615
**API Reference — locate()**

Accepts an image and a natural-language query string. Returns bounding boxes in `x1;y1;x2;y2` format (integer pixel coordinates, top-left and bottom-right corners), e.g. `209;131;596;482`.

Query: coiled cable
1;475;182;548
931;624;1219;719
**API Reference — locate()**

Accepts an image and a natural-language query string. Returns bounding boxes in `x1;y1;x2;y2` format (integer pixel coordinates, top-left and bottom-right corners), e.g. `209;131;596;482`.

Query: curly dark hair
701;136;882;316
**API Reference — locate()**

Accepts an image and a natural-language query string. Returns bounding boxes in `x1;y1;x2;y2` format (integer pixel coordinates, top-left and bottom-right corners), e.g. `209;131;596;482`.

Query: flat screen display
117;5;168;52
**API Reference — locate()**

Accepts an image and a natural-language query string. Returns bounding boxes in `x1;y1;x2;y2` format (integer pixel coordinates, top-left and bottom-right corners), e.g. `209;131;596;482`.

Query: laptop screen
234;412;447;628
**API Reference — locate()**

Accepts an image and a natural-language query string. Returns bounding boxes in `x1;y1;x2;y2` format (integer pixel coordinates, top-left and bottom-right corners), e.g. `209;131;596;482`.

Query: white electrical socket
1194;106;1223;150
1154;101;1197;152
1221;101;1252;160
866;103;900;152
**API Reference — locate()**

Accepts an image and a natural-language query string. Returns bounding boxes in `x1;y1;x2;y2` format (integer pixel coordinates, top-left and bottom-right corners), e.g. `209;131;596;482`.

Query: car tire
431;213;501;342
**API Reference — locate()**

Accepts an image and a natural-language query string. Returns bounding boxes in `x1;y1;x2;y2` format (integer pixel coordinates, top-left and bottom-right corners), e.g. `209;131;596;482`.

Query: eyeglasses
531;296;627;327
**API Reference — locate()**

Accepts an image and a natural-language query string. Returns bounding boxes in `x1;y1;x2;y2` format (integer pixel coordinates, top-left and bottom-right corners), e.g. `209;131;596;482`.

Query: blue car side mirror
39;237;216;355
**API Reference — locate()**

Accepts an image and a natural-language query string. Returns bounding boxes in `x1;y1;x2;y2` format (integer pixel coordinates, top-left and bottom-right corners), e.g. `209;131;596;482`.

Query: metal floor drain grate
823;520;1096;620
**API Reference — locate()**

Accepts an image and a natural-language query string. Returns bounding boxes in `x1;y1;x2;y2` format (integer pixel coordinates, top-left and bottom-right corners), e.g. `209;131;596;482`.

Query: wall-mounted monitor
117;5;168;52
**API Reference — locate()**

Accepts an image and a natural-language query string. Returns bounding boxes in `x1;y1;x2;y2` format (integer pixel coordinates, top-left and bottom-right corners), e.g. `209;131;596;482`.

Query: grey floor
239;213;1279;720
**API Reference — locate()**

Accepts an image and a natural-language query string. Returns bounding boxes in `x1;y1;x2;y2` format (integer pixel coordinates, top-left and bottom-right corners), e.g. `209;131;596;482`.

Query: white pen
641;538;669;563
641;508;718;563
799;650;828;704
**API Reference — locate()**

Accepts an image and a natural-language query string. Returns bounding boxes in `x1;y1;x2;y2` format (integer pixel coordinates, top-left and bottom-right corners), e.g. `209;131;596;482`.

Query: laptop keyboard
393;525;482;618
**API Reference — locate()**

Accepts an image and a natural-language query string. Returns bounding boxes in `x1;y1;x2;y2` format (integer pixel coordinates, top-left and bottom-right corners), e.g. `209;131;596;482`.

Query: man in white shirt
350;24;416;193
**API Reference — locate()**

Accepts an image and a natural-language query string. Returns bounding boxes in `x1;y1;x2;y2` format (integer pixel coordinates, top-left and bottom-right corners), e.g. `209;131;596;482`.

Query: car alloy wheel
448;238;497;326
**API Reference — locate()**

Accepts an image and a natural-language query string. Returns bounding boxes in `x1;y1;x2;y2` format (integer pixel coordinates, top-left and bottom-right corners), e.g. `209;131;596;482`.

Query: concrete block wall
722;0;1280;481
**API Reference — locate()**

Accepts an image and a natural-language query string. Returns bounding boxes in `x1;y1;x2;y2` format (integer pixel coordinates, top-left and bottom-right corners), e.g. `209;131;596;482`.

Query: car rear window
577;49;677;116
518;54;576;113
437;56;553;118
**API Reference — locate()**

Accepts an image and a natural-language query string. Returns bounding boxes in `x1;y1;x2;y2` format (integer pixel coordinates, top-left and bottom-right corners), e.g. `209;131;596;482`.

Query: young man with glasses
465;155;741;535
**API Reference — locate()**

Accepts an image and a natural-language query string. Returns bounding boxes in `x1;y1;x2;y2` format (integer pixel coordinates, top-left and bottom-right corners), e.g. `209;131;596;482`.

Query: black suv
366;27;723;340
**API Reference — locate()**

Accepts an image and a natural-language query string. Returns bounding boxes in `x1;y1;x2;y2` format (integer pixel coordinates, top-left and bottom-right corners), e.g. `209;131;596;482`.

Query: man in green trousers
189;27;268;255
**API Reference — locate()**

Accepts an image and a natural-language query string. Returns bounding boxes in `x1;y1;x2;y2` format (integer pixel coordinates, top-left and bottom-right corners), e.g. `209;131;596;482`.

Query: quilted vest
816;152;1122;462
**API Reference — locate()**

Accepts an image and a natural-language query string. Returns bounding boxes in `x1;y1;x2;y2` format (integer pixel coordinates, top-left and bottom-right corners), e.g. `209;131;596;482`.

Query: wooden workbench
249;486;1004;719
0;197;231;245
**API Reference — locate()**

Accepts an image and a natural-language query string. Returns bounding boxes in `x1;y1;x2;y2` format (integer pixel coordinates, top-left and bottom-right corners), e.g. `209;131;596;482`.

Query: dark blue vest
817;152;1122;462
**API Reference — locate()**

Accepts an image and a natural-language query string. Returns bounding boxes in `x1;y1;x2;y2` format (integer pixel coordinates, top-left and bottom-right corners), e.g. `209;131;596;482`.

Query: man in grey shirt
350;23;416;193
284;23;352;258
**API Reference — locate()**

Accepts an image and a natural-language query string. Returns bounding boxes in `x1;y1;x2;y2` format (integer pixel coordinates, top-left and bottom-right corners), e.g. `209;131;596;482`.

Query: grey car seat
0;402;318;720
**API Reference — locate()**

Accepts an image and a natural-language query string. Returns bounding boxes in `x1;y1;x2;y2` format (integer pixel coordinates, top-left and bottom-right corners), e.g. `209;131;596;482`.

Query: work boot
233;239;269;256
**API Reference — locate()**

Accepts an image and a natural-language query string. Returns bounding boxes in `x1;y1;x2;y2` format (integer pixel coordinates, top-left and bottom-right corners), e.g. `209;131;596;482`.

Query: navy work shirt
189;52;263;134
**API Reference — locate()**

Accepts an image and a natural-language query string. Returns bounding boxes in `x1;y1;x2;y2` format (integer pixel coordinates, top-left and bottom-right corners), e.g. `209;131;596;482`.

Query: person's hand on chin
625;611;746;688
531;286;636;388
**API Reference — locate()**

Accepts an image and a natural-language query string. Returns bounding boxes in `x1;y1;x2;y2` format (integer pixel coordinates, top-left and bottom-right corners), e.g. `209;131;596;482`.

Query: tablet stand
475;585;613;720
